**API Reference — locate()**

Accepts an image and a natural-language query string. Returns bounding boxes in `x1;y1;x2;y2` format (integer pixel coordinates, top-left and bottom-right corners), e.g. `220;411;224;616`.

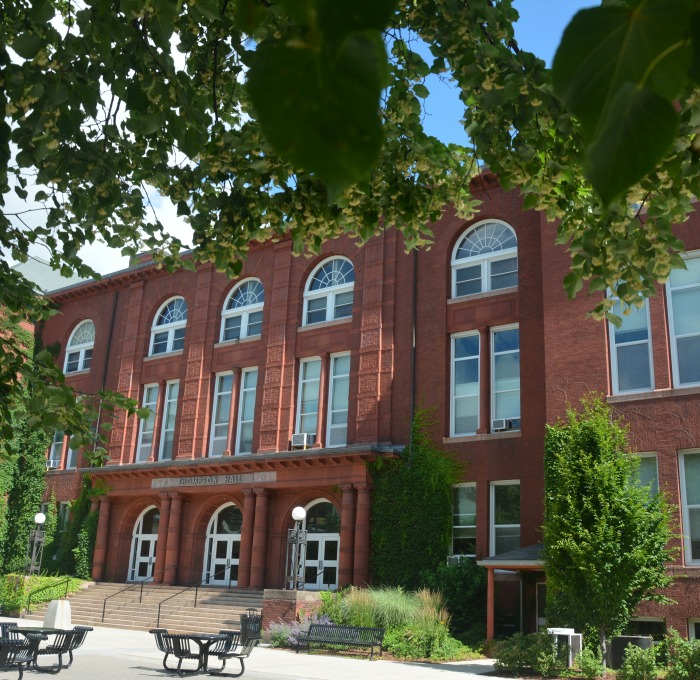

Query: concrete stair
24;582;264;633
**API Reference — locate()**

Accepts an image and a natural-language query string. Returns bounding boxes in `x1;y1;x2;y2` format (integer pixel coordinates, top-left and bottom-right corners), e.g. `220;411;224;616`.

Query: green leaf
552;0;691;138
193;0;221;21
247;34;386;199
10;33;44;60
317;0;398;51
689;10;700;84
413;83;429;99
235;0;267;34
586;84;679;206
30;0;55;23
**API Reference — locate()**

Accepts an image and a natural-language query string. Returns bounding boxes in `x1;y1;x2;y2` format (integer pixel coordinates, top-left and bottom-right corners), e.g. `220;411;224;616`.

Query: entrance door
302;500;340;591
203;504;242;586
129;507;160;582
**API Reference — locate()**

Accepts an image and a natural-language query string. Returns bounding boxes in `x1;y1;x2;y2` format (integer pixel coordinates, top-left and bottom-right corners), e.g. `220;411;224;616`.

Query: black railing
156;568;230;628
101;579;148;622
26;577;72;614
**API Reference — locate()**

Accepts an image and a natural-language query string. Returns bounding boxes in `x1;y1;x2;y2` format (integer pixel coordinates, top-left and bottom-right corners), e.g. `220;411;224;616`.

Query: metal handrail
101;579;148;622
156;568;230;628
26;577;72;614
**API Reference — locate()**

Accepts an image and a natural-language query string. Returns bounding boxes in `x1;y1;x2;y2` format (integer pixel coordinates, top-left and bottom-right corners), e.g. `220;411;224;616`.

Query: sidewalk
0;616;510;679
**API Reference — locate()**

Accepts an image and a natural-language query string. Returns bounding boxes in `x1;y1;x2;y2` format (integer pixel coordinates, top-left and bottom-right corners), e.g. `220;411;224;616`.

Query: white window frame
450;331;480;437
608;295;654;395
136;384;159;462
58;502;71;532
679;450;700;566
158;380;180;461
327;352;350;447
64;320;95;373
452;483;477;557
48;430;65;468
149;296;187;356
303;257;354;326
220;279;264;342
667;252;700;388
209;372;234;457
491;324;521;431
451;219;518;299
690;619;700;640
490;480;520;557
235;367;258;455
65;443;78;469
296;357;321;442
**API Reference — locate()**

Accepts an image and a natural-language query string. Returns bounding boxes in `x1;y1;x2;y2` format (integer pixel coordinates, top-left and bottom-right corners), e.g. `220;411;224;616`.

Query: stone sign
151;471;276;489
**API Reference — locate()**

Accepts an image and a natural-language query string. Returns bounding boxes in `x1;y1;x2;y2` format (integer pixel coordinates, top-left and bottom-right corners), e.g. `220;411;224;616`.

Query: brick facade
41;174;700;638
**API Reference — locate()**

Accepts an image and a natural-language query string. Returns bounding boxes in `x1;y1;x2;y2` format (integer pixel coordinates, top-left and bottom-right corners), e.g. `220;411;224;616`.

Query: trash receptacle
240;608;262;643
608;635;653;669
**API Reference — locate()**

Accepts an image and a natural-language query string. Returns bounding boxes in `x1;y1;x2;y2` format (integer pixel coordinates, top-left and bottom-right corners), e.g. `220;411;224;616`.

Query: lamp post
286;506;307;590
26;512;47;576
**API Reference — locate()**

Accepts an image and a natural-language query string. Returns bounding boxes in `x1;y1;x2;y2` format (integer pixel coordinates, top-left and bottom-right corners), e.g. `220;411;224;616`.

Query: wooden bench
0;633;47;680
295;624;385;660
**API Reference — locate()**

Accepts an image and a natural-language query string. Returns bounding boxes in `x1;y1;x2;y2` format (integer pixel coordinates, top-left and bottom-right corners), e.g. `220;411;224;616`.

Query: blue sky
420;0;596;144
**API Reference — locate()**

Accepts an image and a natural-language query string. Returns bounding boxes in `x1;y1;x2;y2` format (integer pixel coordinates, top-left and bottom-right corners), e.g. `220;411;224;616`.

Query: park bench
295;624;385;660
207;632;259;677
0;633;47;680
34;629;85;673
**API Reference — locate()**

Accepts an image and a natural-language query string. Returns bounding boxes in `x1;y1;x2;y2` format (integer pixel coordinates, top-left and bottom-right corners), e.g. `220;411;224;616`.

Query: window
303;257;354;326
149;297;187;356
221;280;264;342
492;326;520;429
452;221;518;298
452;484;477;556
136;384;159;462
690;620;700;640
668;254;700;387
609;297;654;394
632;453;659;496
58;502;70;532
159;380;180;460
48;431;64;468
327;353;351;447
64;320;95;373
451;333;480;436
296;358;321;442
235;368;258;455
490;481;520;555
450;326;521;436
65;443;78;469
209;373;234;457
679;451;700;565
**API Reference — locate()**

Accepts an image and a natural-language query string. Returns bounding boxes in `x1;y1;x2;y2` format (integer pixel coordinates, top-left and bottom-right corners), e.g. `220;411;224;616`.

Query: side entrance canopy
477;543;544;640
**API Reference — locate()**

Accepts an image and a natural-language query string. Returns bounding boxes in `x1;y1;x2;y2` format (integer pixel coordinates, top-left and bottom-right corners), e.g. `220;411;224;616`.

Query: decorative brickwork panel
360;330;379;349
359;354;379;373
266;345;284;364
261;410;278;429
361;308;381;329
265;367;282;385
181;400;197;418
178;439;192;455
259;432;277;449
358;374;378;395
188;344;203;360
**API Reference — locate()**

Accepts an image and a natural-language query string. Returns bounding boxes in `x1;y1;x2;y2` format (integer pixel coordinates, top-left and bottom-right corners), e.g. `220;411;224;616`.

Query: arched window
220;279;264;342
64;320;95;373
452;221;518;298
149;297;187;356
303;257;354;326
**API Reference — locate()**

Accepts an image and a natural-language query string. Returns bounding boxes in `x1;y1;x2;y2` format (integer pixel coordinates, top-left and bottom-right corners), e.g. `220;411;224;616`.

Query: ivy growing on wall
370;409;461;589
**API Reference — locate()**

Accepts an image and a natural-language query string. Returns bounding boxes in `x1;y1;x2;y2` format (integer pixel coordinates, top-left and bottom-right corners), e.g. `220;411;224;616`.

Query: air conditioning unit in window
46;461;60;470
447;555;470;566
492;419;513;432
291;433;310;450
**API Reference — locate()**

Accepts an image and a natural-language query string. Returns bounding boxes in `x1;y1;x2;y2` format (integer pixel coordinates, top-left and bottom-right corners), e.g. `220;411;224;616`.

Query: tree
543;395;674;668
2;0;699;438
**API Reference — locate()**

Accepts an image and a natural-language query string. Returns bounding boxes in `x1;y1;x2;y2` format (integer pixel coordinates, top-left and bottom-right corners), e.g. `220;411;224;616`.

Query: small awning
478;543;545;640
477;543;544;570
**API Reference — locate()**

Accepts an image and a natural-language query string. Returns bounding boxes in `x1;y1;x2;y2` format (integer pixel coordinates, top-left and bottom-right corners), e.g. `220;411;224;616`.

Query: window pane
491;257;518;290
454;335;479;359
303;359;321;381
243;369;258;389
685;454;700;505
300;414;318;434
83;349;93;369
493;329;519;352
455;265;482;296
306;297;327;324
223;316;242;341
678;336;700;384
152;332;168;354
495;526;521;554
238;422;253;454
495;392;520;419
453;527;476;555
617;344;652;391
495;484;520;524
334;291;353;319
247;311;263;337
691;508;700;561
172;327;185;351
453;486;476;525
671;257;700;288
65;352;80;373
672;289;700;335
454;397;478;434
613;302;649;343
634;456;658;496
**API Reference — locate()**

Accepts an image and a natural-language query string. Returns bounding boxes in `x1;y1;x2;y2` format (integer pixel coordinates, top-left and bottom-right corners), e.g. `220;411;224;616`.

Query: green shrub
0;574;84;613
575;647;604;680
618;643;657;680
318;590;348;625
667;629;700;680
494;632;564;677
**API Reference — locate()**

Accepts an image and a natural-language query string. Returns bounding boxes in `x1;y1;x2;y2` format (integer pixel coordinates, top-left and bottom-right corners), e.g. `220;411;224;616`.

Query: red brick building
41;174;700;639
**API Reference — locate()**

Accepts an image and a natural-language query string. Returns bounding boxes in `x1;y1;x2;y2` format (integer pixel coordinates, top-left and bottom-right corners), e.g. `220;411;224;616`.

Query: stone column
237;488;255;588
153;495;171;583
249;489;269;589
163;493;183;585
338;484;356;587
92;498;111;581
353;484;371;585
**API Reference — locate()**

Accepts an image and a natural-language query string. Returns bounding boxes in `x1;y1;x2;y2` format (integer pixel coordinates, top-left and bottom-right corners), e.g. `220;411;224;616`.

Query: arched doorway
128;506;160;582
303;500;340;590
202;503;243;586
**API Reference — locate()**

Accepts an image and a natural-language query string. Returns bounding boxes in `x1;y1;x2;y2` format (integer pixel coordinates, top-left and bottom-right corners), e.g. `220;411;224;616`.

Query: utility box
546;627;583;667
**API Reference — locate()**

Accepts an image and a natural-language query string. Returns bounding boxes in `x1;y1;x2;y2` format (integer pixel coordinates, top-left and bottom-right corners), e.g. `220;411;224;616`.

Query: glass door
304;535;339;590
128;507;160;582
203;504;242;586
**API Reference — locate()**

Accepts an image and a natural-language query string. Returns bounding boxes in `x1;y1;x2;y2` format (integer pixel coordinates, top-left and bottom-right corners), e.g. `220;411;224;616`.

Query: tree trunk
599;627;607;672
